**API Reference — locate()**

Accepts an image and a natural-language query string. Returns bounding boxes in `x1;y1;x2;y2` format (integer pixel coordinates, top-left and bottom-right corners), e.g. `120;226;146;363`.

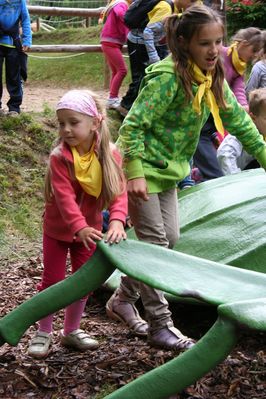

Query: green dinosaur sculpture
0;169;265;398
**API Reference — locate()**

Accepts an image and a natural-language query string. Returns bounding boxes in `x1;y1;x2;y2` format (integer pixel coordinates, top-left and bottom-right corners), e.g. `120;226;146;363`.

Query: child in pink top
27;89;127;359
100;0;130;109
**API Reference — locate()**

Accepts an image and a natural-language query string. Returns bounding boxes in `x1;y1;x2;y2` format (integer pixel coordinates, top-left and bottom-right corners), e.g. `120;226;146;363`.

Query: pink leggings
37;234;95;335
101;41;127;98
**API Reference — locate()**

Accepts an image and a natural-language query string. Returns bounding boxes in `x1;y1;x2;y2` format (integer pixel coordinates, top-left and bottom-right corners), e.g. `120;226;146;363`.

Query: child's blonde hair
45;90;125;207
165;4;227;109
249;87;266;116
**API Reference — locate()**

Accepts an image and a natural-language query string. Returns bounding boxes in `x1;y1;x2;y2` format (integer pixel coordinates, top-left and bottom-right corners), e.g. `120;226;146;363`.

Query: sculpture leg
104;317;238;399
0;250;115;346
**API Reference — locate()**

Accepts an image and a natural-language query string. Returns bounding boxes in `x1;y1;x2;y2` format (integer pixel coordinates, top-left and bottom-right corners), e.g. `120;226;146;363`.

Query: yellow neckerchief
227;42;247;76
71;145;102;198
191;61;224;136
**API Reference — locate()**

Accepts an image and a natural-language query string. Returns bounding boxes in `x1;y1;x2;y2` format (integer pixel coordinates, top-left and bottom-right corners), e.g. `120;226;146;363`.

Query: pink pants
37;234;95;334
101;41;127;98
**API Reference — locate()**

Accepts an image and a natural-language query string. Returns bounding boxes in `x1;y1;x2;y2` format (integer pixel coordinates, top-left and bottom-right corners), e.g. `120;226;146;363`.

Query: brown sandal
106;291;148;336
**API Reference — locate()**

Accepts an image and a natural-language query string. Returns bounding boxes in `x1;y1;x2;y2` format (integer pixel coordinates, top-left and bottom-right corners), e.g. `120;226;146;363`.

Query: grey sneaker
106;97;120;109
60;329;99;351
28;331;52;359
148;326;195;351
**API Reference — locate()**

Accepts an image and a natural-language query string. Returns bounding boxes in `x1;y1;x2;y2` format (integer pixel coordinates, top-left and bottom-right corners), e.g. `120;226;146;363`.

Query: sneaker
28;331;52;359
60;329;99;351
106;97;121;110
7;111;20;117
148;326;195;351
106;290;148;336
0;109;5;117
116;104;129;117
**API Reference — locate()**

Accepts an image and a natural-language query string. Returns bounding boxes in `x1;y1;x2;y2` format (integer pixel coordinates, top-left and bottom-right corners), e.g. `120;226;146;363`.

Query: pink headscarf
56;90;103;151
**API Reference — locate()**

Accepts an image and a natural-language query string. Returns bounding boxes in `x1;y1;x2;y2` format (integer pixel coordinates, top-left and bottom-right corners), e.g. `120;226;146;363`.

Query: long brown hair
165;4;227;109
45;91;125;207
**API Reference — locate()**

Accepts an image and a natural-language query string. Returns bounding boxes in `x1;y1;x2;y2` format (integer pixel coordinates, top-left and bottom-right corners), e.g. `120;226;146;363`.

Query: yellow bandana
191;62;224;136
227;42;247;76
71;145;102;198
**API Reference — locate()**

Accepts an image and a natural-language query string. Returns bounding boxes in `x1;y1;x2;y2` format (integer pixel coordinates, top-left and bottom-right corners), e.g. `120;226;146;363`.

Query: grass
29;26;131;89
0;112;57;257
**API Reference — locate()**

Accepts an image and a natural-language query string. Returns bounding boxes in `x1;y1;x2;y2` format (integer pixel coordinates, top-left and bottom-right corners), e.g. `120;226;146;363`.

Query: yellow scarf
227;42;247;76
71;145;102;198
191;62;224;136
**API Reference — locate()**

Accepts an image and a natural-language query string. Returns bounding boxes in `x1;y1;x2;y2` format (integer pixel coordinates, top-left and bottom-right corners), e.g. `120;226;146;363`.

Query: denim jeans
0;45;22;113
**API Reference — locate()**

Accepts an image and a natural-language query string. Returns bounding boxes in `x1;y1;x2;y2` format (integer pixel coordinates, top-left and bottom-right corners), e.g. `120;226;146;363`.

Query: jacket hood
145;54;176;77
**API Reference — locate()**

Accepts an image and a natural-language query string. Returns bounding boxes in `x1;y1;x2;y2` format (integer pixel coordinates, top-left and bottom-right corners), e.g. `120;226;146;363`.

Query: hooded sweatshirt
118;55;266;193
246;60;266;97
0;0;32;48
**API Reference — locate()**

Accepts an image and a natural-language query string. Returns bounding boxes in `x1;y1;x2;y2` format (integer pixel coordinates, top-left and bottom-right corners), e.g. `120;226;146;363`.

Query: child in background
246;31;266;98
193;26;264;182
27;90;127;359
107;5;266;351
0;0;32;116
217;87;266;175
100;0;131;110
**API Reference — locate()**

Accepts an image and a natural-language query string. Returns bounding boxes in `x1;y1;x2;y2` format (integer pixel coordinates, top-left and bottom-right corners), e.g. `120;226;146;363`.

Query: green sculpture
0;169;265;398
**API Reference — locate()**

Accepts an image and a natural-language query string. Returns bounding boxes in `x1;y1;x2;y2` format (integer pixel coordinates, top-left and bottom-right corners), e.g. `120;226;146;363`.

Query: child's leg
28;235;69;358
129;188;194;350
60;242;99;351
38;234;69;333
101;43;127;98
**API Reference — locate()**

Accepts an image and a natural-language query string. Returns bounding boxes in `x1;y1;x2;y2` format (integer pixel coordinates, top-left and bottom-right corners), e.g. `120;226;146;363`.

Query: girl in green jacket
106;4;266;351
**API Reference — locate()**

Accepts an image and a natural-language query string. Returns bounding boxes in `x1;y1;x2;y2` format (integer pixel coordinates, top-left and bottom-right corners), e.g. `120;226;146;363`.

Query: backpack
124;0;174;30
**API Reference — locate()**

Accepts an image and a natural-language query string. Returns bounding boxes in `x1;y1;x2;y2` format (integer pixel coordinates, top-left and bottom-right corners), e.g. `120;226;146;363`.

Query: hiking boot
106;290;148;336
60;329;99;351
116;104;128;117
148;326;195;351
106;97;121;110
28;331;52;359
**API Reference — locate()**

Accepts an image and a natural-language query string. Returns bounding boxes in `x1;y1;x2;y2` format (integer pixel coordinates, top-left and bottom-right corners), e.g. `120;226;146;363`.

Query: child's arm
21;0;32;49
220;81;266;170
106;147;128;242
217;135;244;175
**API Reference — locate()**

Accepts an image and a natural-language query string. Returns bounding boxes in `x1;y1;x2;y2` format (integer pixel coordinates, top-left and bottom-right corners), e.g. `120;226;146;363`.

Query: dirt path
2;83;109;113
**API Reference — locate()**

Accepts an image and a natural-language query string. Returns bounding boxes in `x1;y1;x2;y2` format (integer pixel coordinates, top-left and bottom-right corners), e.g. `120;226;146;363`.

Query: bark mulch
0;254;265;399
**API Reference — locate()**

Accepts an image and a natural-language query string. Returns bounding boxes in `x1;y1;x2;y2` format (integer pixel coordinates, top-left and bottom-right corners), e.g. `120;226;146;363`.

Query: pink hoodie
100;1;129;46
43;142;128;242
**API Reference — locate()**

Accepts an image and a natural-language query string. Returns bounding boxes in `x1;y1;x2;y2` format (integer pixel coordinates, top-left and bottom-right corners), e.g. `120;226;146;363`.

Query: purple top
221;46;248;109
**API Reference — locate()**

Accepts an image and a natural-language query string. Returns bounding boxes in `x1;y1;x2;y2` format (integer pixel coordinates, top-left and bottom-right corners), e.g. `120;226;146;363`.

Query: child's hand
127;178;149;201
105;220;127;244
77;226;103;249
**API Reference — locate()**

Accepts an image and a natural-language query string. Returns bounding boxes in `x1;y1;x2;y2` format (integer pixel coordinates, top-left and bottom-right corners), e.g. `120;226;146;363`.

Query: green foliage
0;113;57;242
226;0;266;37
29;27;130;88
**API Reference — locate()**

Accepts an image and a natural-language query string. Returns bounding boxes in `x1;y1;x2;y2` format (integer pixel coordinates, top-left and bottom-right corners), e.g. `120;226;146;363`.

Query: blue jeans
0;45;22;113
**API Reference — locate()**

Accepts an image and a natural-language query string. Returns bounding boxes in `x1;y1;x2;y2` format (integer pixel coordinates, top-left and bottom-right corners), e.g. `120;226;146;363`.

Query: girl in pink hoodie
100;0;131;109
27;89;127;359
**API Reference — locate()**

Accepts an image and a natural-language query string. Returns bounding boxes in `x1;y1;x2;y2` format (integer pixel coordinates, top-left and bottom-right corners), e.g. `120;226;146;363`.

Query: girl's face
57;109;99;155
237;41;261;63
187;22;224;73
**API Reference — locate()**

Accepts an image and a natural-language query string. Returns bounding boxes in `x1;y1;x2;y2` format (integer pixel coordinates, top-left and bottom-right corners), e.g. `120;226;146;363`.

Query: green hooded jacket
118;55;266;193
